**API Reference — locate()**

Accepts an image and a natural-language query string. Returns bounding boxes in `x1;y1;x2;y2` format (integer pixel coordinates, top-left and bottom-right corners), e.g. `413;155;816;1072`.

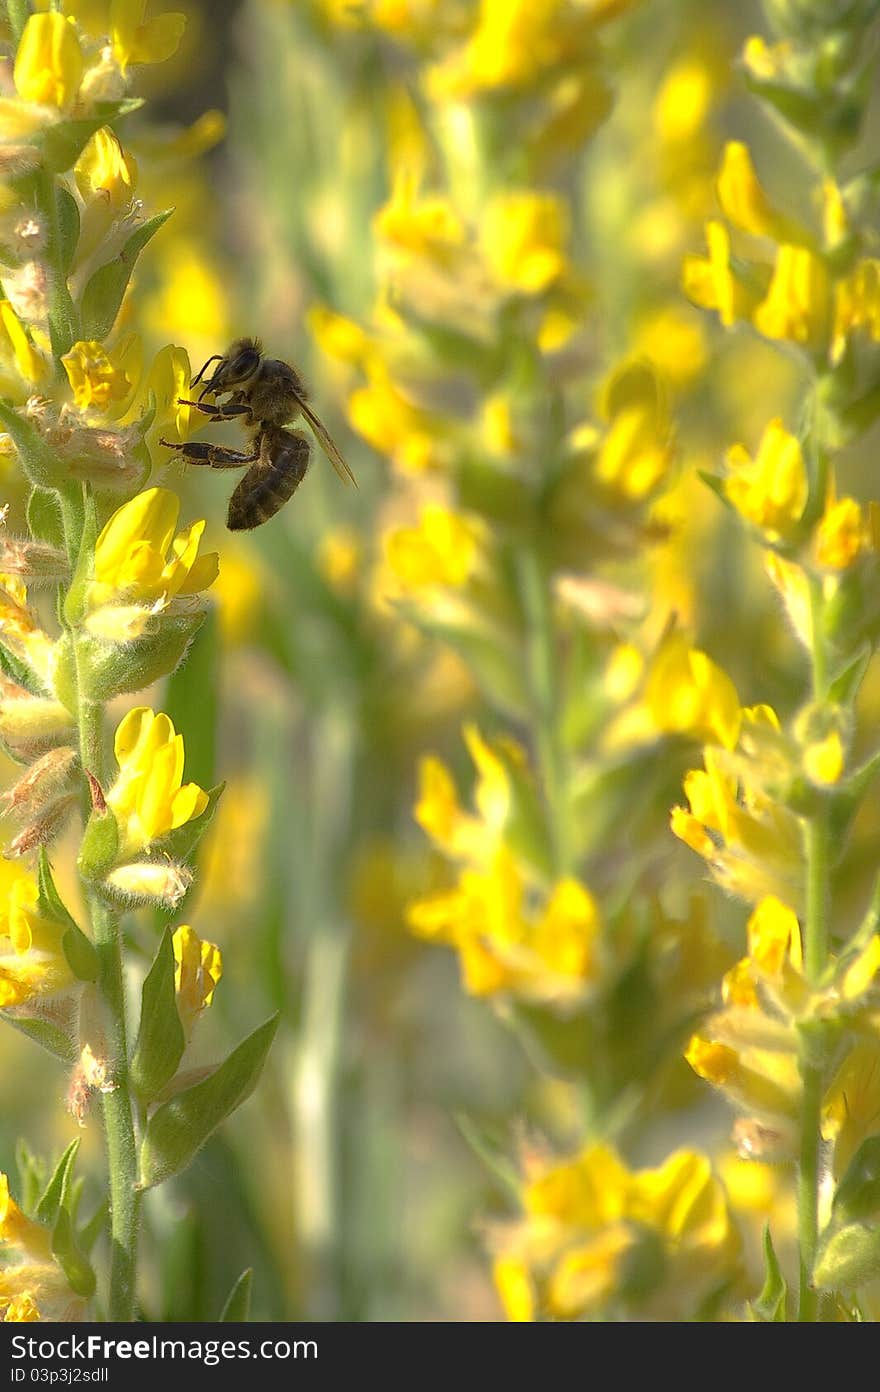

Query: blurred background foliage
5;0;880;1319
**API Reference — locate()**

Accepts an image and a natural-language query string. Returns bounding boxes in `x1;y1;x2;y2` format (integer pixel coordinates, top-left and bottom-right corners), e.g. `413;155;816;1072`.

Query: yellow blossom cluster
492;1142;741;1321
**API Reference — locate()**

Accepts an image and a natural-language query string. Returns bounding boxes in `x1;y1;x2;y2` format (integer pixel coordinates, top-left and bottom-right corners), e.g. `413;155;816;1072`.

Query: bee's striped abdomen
227;427;311;530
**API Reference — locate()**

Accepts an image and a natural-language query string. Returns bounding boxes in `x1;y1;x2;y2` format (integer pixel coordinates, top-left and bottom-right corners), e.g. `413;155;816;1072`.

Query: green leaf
0;399;64;489
78;1200;108;1257
219;1269;253;1323
52;1206;96;1298
453;1114;520;1199
829;644;873;706
748;1226;788;1321
140;1014;279;1189
28;487;65;551
62;484;97;626
832;1136;880;1226
38;849;80;933
160;781;224;868
0;632;42;696
163;606;219;793
38;850;98;985
56;187;80;276
813;1219;880;1290
131;929;186;1103
400;606;528;722
62;922;99;983
41;98;144;173
154;782;225;926
83;611;207;701
76;808;119;881
35;1139;80;1226
15;1139;46;1216
80;209;173;340
1;1011;77;1063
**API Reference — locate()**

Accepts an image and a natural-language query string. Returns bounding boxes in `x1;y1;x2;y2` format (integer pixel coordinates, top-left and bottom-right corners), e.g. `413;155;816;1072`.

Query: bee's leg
158;439;259;468
176;399;253;423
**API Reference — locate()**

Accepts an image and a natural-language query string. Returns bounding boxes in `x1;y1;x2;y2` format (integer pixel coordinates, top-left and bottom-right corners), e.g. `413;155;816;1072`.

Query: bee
160;337;357;530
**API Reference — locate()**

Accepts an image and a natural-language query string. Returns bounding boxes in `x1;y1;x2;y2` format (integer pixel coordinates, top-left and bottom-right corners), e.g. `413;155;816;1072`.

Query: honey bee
160;337;357;530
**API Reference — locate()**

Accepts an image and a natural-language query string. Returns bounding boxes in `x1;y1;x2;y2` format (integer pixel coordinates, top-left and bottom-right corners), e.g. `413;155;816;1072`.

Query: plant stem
90;893;141;1321
797;569;831;1320
517;547;570;875
75;659;140;1319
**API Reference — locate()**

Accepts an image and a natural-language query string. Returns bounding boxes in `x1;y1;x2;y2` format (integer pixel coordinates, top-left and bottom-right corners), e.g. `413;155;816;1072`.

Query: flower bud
0;537;70;586
1;747;78;815
104;860;192;909
3;793;77;859
0;696;75;757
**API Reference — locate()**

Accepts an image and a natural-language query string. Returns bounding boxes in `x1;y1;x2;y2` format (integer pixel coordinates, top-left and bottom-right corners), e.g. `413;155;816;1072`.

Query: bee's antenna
191;354;223;388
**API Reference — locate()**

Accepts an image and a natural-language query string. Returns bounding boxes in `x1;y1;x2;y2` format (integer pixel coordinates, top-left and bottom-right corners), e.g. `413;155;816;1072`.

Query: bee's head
193;337;263;397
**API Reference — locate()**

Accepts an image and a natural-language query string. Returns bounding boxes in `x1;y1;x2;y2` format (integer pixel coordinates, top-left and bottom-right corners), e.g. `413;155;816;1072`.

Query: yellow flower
753;244;830;348
482;192;569;295
0;1174;84;1321
594;361;675;500
723;419;808;542
0;868;73;1013
0;578;55;691
494;1143;739;1320
316;526;362;596
413;725;516;866
384;506;484;592
87;486;218;618
75;126;137;207
632;305;707;390
173;924;222;1034
307;304;371;368
106;706;209;856
110;0;187;70
741;34;793;81
429;0;600;99
833;259;880;359
493;1255;535;1322
644;633;741;749
685;1033;801;1122
671;717;803;907
823;1040;880;1178
682;221;763;328
136;343;193;445
374;169;466;266
13;13;83;112
716;142;803;243
408;850;601;1003
0;302;49;392
815;495;865;570
653;57;712;145
62;337;142;417
802;729;844;786
0;863;73;1009
74;128;138;263
347;363;445;473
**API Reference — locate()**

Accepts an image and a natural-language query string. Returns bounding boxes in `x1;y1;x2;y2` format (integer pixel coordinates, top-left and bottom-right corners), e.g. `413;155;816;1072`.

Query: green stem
75;653;140;1319
797;564;831;1320
517;548;570;875
90;892;141;1321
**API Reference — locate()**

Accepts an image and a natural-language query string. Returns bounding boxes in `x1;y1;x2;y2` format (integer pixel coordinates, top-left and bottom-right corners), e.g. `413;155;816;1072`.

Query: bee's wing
296;395;358;487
